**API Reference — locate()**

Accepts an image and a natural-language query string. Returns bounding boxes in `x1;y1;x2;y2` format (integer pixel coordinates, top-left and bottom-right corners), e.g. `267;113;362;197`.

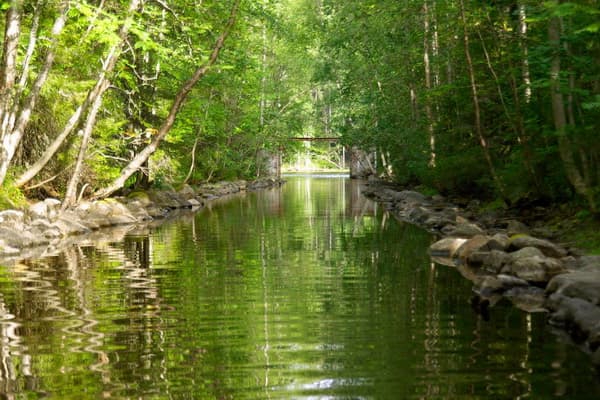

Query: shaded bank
362;180;600;367
0;178;284;263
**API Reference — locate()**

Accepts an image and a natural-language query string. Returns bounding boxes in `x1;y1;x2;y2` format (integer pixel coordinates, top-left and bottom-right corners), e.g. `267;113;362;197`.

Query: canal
0;175;599;398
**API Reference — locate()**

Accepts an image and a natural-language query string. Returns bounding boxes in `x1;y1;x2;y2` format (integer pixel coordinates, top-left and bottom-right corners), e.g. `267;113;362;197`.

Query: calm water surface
0;176;599;399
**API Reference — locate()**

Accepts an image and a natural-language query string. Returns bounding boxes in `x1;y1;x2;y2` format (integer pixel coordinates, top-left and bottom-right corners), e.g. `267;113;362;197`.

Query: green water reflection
0;176;599;399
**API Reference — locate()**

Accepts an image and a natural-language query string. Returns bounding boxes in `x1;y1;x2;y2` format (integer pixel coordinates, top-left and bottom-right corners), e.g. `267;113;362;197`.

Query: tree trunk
91;0;241;200
518;3;532;103
16;0;142;188
423;0;435;167
459;0;505;199
0;1;68;186
548;8;596;212
62;81;109;209
17;0;43;93
0;1;22;122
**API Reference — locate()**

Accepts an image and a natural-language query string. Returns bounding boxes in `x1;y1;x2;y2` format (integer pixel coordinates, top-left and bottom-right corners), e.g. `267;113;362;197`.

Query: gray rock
546;293;600;342
52;218;91;235
488;233;510;251
44;198;61;221
477;276;504;295
43;227;62;239
187;198;203;208
506;219;530;236
396;190;427;204
578;256;600;270
440;224;457;236
429;237;467;257
546;269;600;306
178;184;197;199
0;227;35;248
509;246;545;261
455;235;492;260
28;201;49;220
424;214;454;229
509;235;568;258
0;210;25;230
446;222;485;238
504;255;566;284
0;239;20;255
405;207;430;224
497;273;530;288
467;250;510;273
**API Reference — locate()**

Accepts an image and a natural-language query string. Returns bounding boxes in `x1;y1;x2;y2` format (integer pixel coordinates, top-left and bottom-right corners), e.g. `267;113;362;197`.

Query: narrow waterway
0;175;599;399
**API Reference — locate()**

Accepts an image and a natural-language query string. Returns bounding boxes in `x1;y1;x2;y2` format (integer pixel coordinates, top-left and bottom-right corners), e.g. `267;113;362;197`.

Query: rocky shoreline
361;180;600;366
0;178;284;263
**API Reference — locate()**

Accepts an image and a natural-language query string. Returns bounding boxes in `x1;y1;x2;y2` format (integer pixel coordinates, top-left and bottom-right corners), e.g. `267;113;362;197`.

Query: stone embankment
362;181;600;365
0;178;283;263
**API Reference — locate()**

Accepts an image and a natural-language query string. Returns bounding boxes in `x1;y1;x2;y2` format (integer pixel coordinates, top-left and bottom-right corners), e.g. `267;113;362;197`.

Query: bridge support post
349;146;376;179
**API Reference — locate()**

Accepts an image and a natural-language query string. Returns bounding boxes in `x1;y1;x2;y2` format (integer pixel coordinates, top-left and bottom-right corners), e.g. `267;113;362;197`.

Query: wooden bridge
288;137;341;142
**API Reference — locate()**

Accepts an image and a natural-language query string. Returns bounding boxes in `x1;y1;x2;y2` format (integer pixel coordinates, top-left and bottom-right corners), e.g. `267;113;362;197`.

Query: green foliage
2;0;598;210
0;179;27;210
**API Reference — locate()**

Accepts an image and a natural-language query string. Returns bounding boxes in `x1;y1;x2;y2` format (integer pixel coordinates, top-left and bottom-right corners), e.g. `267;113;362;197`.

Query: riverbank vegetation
1;0;599;220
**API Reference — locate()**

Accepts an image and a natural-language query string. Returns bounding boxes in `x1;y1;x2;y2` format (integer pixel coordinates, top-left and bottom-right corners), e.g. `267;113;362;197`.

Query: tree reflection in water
0;176;598;398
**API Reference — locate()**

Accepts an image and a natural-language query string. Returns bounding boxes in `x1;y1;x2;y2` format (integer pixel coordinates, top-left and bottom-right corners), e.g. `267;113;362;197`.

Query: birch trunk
91;0;241;200
62;81;109;208
16;0;142;188
0;1;23;145
0;1;68;186
518;3;532;103
423;0;435;167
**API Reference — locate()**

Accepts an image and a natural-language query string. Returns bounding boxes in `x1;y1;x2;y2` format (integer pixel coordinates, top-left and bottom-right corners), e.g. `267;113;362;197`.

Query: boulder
0;210;25;230
445;222;485;238
546;293;600;344
508;246;544;261
0;226;36;248
455;235;492;260
546;268;600;306
44;198;62;221
488;233;510;251
178;184;197;199
506;219;530;236
577;256;600;270
126;191;153;206
467;250;510;273
0;239;20;255
405;207;430;224
28;201;49;221
429;237;468;257
509;235;568;258
424;214;454;230
187;198;203;208
396;190;427;205
474;274;530;297
503;255;566;284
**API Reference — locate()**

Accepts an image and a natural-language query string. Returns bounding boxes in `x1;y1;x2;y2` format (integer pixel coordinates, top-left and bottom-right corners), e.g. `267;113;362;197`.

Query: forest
0;0;599;215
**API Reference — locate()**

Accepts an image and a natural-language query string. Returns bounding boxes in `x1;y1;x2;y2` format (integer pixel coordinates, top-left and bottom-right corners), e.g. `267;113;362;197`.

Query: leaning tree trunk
548;9;597;212
16;0;142;189
62;81;109;209
0;1;68;186
91;0;241;200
